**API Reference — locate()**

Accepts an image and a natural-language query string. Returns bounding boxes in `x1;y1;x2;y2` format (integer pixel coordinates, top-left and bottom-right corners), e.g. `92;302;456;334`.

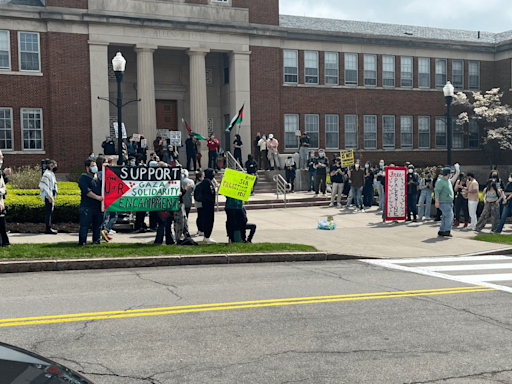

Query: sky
279;0;512;33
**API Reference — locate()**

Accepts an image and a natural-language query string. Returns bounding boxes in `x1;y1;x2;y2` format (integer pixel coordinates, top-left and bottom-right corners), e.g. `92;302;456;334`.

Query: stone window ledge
4;150;46;155
0;71;43;77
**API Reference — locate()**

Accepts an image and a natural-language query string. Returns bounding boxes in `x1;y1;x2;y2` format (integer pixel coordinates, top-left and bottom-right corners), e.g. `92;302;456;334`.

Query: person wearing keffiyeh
39;160;58;234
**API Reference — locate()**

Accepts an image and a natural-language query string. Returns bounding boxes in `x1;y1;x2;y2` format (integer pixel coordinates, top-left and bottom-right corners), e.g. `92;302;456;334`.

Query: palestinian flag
225;104;244;132
182;119;207;140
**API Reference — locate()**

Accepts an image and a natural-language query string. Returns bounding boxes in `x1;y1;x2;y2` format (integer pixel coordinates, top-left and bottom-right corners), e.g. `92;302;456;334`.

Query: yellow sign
218;168;257;201
340;149;354;167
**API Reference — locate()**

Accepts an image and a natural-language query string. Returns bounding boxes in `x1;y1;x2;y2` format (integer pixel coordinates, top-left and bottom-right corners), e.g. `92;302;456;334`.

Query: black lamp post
443;81;455;166
112;52;127;166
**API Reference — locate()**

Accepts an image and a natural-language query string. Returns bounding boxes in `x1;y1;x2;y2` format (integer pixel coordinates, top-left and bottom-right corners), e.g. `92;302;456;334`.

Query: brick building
0;0;511;172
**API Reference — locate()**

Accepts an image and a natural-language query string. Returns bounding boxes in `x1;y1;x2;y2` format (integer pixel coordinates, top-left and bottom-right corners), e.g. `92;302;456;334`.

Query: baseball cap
442;167;451;175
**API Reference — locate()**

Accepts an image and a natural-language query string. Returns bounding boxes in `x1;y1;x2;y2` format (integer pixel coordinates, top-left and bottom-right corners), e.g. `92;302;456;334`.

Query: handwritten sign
340;149;354;167
133;134;141;142
385;167;407;221
218;168;257;201
112;122;127;139
169;131;182;146
102;166;181;212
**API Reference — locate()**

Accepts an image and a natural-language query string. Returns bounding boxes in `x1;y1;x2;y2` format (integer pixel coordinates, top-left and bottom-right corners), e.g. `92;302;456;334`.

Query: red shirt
207;138;219;151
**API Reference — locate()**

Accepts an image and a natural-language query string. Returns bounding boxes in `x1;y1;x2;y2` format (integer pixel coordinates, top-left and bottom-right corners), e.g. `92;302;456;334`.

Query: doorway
156;100;177;131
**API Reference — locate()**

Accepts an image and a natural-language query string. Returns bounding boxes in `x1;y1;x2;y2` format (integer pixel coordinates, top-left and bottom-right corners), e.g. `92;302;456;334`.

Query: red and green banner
102;166;181;212
225;104;244;132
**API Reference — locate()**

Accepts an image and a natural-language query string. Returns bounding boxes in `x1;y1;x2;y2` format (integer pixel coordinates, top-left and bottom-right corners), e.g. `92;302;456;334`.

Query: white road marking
455;274;512;282
382;256;511;264
421;263;512;272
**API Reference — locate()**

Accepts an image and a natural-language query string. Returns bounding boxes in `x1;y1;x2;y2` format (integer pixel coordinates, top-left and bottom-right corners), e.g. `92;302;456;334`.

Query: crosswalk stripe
455;274;512;282
383;256;512;264
421;263;512;272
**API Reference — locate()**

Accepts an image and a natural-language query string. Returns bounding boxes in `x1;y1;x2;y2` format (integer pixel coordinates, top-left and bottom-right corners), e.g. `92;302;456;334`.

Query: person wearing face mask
77;158;104;246
453;173;469;228
266;134;281;170
348;160;365;212
435;167;456;237
494;173;512;234
298;131;310;170
39;160;59;234
257;134;269;171
406;164;419;222
374;159;385;210
488;170;503;190
285;156;297;192
329;157;345;207
307;150;317;192
418;171;434;220
207;134;220;171
363;162;374;209
314;149;329;197
233;134;244;165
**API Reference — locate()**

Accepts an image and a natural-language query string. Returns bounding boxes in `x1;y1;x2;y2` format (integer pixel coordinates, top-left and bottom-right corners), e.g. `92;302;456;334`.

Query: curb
0;252;372;274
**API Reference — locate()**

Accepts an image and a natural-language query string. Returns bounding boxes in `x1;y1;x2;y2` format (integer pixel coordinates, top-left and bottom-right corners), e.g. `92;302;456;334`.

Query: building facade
0;0;511;172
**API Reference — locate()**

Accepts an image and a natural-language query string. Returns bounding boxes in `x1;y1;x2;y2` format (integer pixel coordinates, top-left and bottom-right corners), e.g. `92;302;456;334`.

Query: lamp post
443;81;455;166
112;52;127;166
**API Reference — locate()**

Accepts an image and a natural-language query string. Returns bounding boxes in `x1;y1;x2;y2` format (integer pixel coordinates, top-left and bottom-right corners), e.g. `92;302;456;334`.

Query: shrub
66;168;84;183
9;165;42;189
5;194;81;223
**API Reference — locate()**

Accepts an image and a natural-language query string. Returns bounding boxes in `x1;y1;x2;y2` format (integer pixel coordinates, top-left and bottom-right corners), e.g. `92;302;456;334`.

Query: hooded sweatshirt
197;168;216;205
245;154;258;175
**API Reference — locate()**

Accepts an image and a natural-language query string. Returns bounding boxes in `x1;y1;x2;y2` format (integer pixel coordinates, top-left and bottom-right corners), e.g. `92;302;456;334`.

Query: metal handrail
225;151;244;172
273;173;291;208
212;177;220;212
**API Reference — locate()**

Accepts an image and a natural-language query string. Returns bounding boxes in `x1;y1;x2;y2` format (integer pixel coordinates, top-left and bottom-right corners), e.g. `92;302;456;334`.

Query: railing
273;174;291;208
225;151;244;172
212;177;220;212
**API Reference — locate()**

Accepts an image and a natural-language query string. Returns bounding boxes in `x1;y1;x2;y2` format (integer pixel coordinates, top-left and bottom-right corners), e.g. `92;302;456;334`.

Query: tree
452;88;512;168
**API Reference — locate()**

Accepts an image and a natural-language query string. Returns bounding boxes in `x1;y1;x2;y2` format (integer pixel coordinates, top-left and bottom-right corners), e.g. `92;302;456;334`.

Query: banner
102;166;181;212
340;149;354;167
218;168;256;201
385;167;407;221
112;122;127;139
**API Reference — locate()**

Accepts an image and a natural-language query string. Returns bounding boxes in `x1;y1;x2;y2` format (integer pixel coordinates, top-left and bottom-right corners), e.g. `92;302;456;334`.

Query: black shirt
102;140;116;155
185;138;197;155
78;173;102;209
245;159;258;175
300;136;310;147
505;182;512;207
330;164;345;183
315;157;329;175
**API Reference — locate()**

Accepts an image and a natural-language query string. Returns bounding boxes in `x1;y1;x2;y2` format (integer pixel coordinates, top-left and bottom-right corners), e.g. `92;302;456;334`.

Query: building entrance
156;100;177;132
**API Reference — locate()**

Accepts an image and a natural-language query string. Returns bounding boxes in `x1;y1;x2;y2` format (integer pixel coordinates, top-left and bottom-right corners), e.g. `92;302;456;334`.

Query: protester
314;149;329;197
207;134;220;171
135;135;147;163
78;158;104;246
254;132;262;170
434;167;455;237
39;159;58;234
233;134;243;165
257;135;269;171
154;135;164;160
225;196;246;243
453;173;469;228
306;150;316;192
196;139;202;169
465;172;479;230
173;180;193;244
181;169;194;219
101;136;116;155
375;159;385;210
418;170;433;220
242;206;256;243
363;161;374;209
154;210;174;245
406;164;419;222
489;170;504;190
195;168;216;243
329;157;344;207
495;173;512;234
266;134;280;170
194;170;205;236
348;160;365;212
245;154;258;195
299;131;310;170
285;155;297;192
185;133;197;171
475;180;503;232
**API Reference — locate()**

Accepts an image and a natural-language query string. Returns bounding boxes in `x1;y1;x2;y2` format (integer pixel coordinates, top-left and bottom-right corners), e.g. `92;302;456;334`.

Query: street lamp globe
112;51;126;72
443;81;455;97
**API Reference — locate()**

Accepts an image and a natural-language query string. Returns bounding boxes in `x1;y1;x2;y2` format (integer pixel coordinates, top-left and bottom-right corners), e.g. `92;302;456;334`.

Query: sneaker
323;193;327;197
196;231;204;236
101;230;110;242
329;203;334;207
337;203;342;208
453;221;460;227
45;228;58;235
464;222;469;228
361;208;365;213
108;229;116;235
353;209;359;213
203;237;216;243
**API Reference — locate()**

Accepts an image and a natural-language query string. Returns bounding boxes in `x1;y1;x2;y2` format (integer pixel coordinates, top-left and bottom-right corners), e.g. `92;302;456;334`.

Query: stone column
135;44;157;147
228;51;252;162
187;48;210;165
88;41;110;156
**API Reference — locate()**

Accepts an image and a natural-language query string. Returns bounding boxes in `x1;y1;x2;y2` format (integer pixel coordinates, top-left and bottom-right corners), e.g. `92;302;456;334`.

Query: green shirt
434;176;454;203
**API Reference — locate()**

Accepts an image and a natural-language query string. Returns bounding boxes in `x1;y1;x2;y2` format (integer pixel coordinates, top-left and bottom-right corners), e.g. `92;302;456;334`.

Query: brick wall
233;0;279;25
45;0;88;9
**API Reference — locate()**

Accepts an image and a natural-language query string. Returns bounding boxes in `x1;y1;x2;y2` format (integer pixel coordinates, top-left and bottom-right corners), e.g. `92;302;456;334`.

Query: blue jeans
79;206;103;245
376;181;385;209
102;211;117;231
439;202;454;233
350;186;363;209
495;204;512;233
308;169;315;191
418;190;432;218
299;146;309;169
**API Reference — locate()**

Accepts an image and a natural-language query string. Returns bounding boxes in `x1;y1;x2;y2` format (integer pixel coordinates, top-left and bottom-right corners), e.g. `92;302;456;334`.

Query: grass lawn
473;234;512;246
0;242;318;261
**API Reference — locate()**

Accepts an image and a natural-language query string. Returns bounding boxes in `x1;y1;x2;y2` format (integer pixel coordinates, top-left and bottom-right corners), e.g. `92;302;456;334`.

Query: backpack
193;181;204;202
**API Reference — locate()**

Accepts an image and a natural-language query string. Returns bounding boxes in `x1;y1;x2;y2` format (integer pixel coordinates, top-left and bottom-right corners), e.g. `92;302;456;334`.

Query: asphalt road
1;261;512;384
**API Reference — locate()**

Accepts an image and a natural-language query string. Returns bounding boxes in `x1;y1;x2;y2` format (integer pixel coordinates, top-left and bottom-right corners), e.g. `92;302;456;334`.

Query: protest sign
218;168;256;202
112;123;127;139
340;149;354;167
385;167;407;221
295;130;301;137
169;131;181;146
141;139;147;148
157;129;168;138
133;134;141;142
102;166;181;212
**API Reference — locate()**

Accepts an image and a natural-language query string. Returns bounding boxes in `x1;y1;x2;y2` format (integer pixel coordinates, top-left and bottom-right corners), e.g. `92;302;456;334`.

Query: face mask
211;136;215;139
53;167;58;173
90;166;98;174
365;164;369;169
130;161;136;166
379;163;384;167
262;136;266;140
408;169;413;174
310;154;315;158
355;164;360;169
149;161;158;167
319;153;324;157
509;178;512;183
90;154;95;159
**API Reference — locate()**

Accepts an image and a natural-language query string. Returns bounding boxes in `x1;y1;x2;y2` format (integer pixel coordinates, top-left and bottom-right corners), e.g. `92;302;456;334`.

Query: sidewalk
7;193;512;259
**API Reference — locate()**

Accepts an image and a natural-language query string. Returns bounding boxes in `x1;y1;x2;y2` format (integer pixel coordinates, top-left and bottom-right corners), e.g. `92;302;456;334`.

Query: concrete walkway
7;192;512;259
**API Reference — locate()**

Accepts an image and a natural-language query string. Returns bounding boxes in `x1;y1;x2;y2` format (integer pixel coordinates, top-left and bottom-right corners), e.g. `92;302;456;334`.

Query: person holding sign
77;158;104;246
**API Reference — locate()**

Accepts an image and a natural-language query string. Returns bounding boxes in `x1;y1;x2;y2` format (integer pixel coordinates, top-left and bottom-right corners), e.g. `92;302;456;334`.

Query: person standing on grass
495;173;512;234
329;157;344;207
39;159;58;234
78;158;104;246
434;167;455;237
194;170;205;237
314;149;329;197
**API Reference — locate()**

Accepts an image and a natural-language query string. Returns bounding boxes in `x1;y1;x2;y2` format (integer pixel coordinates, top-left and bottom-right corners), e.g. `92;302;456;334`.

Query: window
325;52;339;85
418;116;430;149
452;119;464;149
325;114;339;149
435;59;447;88
364;54;377;86
284;50;298;83
304;51;318;84
0;31;10;70
305;114;319;148
401;56;413;87
284;114;299;149
401;116;413;148
469;120;479;148
223;53;229;84
345;115;357;149
364;115;377;149
0;108;13;150
18;32;40;72
382;115;395;149
345;53;358;85
435;117;446;148
382;56;395;87
469;61;480;90
452;60;464;90
21;108;43;150
418;58;430;88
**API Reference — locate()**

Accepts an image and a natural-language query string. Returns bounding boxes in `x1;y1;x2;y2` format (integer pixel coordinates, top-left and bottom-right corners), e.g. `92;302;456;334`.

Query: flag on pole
225;104;244;132
182;119;207;140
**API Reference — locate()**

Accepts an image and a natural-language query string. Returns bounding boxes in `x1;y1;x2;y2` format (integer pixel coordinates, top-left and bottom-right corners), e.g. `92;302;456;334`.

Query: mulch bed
7;222;79;233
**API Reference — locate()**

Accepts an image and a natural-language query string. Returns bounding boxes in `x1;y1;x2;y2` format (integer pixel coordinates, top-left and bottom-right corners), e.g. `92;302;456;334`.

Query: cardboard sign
102;166;181;212
340;149;354;167
157;129;169;138
218;168;257;202
112;122;127;139
141;139;147;148
295;130;301;137
133;134;141;142
169;131;181;146
385;167;407;221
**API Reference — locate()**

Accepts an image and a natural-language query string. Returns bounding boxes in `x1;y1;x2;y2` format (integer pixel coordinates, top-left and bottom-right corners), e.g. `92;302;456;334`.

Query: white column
88;41;110;156
228;51;252;162
187;48;210;163
135;44;157;147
